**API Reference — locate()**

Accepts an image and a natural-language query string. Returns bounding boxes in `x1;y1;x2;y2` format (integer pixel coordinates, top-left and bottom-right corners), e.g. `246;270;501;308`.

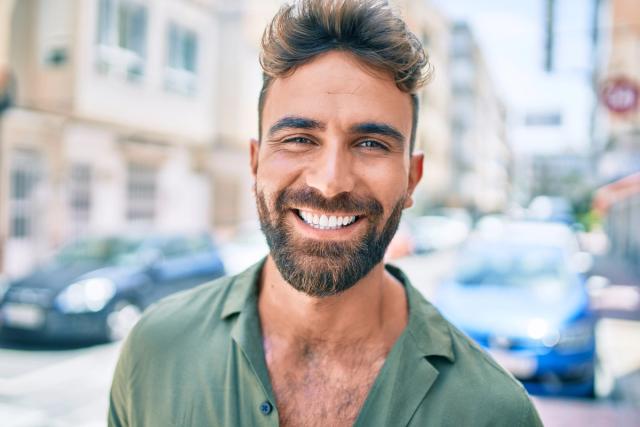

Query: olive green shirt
109;260;543;426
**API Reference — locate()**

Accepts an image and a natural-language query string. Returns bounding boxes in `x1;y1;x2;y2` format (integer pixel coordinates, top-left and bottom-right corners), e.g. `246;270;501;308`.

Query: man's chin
288;239;362;259
285;253;349;273
270;248;374;297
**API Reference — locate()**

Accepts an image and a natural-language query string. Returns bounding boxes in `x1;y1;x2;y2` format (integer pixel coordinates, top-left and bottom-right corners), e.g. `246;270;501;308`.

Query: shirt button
259;401;273;415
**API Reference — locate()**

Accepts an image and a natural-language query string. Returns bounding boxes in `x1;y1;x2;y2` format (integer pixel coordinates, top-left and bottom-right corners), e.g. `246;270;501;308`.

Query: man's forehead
262;51;413;135
270;51;399;95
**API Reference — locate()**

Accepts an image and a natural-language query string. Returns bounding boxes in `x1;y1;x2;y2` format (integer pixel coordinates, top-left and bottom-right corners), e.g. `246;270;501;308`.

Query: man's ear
250;138;259;178
404;151;424;209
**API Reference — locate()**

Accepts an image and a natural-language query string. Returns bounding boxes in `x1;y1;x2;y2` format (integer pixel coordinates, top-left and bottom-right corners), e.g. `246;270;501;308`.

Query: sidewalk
592;255;640;287
590;255;640;321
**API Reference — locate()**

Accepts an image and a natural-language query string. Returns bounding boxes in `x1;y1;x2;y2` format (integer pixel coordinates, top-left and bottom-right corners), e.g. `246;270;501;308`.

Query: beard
256;186;404;297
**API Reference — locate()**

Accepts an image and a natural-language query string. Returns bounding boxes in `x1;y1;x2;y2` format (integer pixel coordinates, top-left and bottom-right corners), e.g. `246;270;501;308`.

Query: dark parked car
0;233;225;343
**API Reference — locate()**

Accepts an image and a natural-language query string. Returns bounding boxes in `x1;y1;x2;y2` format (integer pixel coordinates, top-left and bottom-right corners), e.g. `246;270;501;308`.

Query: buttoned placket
229;291;280;426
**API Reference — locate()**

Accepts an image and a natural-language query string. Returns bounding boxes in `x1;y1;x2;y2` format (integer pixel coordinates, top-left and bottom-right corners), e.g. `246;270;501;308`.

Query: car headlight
55;278;116;313
526;318;561;348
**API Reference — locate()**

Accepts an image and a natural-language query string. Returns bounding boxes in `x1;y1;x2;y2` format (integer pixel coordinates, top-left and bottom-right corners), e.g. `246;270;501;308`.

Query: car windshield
54;237;144;266
454;244;570;289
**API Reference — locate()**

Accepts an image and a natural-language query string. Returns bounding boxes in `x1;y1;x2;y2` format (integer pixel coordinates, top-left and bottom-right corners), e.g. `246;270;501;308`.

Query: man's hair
258;0;432;153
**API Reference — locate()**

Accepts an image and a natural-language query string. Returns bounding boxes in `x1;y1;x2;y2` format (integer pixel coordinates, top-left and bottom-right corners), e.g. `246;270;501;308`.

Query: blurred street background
0;0;639;426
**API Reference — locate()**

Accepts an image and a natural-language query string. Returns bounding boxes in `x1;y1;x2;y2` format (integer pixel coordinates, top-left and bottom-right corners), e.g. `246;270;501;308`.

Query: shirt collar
220;258;455;363
385;264;455;362
220;258;266;319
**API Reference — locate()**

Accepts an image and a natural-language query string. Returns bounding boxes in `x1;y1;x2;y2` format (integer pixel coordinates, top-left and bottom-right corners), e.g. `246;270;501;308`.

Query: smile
295;209;360;230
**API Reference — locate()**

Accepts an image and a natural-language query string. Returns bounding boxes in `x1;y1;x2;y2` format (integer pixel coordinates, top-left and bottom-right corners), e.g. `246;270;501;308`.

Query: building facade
447;22;510;214
1;0;218;276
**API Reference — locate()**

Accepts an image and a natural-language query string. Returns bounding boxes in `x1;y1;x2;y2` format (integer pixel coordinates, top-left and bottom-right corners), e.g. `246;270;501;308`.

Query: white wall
73;0;218;141
156;146;210;232
64;123;127;235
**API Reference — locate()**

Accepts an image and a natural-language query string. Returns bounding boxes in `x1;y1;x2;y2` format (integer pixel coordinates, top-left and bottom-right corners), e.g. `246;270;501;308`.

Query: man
109;1;543;426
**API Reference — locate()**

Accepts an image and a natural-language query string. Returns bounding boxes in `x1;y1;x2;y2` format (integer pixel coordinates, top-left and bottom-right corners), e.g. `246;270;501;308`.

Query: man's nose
305;145;356;198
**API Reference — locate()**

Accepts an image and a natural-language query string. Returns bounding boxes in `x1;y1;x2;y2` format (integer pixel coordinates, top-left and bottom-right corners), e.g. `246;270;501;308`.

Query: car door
146;235;224;303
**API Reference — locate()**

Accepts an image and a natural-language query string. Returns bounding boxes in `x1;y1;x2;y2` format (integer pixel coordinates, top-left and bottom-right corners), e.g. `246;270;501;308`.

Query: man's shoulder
446;322;538;412
405;288;542;425
148;274;232;318
125;274;237;352
447;320;524;389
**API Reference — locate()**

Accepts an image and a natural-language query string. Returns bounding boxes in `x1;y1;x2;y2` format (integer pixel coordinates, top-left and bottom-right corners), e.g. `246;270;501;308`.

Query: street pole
544;0;556;73
0;69;13;274
589;0;604;176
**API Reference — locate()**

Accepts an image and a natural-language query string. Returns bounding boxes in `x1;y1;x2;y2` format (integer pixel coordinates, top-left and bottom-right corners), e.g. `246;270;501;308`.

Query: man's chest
266;348;386;427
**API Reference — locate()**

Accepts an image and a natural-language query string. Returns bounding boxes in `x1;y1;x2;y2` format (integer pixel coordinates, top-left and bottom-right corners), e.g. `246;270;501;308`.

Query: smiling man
109;1;542;426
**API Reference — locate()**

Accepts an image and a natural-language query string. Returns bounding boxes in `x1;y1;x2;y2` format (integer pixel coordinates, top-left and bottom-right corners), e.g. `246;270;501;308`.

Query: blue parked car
0;233;225;343
436;221;596;397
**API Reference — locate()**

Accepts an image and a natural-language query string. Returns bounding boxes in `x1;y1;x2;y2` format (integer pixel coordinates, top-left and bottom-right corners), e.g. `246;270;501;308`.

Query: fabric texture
108;259;543;427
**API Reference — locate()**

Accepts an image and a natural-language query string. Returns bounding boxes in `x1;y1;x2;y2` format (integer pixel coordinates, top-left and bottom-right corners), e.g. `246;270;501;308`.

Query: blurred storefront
0;0;219;277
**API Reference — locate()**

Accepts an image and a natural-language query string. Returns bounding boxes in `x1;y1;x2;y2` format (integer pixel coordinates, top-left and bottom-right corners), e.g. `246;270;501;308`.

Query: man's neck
257;256;408;351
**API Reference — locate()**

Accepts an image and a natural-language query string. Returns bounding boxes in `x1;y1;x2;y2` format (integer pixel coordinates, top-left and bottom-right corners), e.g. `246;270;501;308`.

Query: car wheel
106;300;142;342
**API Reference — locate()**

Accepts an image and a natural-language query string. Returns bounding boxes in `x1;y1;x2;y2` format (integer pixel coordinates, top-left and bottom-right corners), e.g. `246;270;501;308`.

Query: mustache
274;186;384;218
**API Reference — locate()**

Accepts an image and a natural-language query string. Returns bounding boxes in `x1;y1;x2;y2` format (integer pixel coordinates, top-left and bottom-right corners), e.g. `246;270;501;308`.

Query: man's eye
358;140;387;150
283;137;313;144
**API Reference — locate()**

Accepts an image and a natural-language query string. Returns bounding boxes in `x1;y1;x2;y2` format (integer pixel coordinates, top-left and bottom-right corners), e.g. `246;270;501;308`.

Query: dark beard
256;186;404;297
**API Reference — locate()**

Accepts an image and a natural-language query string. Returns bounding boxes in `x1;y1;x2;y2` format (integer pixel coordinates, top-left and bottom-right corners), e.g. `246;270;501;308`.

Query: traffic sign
601;77;639;114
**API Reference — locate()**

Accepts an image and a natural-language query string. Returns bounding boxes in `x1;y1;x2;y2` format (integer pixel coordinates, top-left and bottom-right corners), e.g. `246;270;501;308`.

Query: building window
127;163;156;225
96;0;148;82
69;163;92;235
451;22;472;51
9;150;41;239
165;23;199;95
524;112;563;127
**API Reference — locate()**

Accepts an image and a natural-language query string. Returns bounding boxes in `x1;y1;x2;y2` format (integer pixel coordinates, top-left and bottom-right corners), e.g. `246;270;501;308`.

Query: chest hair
266;341;387;427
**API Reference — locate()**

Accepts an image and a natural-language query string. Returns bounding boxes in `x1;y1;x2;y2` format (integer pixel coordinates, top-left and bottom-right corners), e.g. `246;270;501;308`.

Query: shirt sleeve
108;336;134;427
517;393;544;427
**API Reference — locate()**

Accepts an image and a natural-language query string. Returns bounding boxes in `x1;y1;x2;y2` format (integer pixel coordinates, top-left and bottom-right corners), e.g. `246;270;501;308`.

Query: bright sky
431;0;597;154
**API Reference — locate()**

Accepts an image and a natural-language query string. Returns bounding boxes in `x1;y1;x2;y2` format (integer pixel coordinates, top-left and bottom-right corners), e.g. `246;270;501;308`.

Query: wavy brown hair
258;0;432;152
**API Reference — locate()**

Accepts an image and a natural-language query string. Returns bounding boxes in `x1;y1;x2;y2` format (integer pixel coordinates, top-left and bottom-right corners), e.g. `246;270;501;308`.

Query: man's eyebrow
350;122;406;146
267;116;325;138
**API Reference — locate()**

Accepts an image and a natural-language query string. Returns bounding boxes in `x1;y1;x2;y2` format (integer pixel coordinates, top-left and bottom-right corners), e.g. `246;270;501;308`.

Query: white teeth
298;210;358;229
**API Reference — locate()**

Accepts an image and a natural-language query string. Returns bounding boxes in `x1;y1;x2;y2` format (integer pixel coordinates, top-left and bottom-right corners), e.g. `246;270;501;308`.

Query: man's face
251;51;423;297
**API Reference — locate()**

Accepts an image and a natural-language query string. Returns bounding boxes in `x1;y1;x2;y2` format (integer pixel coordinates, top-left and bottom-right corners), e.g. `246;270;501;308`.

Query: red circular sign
601;78;639;114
